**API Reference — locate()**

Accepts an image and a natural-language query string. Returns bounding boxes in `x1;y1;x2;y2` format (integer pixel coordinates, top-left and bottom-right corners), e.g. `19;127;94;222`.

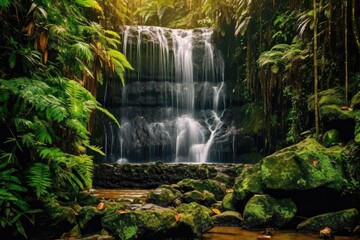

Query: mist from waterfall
103;26;227;163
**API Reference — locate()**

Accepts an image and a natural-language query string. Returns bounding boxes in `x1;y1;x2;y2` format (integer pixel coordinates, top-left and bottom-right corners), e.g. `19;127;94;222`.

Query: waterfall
104;26;228;163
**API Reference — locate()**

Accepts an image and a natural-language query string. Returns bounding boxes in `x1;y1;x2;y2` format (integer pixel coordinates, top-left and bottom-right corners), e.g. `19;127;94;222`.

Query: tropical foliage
0;0;131;238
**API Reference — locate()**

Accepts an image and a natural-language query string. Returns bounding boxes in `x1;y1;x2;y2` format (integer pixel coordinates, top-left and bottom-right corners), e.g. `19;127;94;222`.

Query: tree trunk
352;0;360;52
344;0;349;104
314;0;320;140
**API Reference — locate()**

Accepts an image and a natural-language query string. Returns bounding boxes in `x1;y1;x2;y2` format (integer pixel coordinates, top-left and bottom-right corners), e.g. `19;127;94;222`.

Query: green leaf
271;65;280;74
0;0;11;9
28;163;52;199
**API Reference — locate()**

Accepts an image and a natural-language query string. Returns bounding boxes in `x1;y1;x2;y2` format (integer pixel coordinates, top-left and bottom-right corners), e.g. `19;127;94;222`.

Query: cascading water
101;26;231;163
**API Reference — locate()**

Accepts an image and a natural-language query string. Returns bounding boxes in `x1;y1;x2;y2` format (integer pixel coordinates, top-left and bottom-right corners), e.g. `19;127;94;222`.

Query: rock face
297;208;359;233
93;162;237;188
261;138;346;191
242;195;297;228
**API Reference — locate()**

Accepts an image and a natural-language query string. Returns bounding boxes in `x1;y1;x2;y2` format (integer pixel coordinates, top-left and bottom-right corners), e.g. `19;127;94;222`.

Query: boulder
355;112;360;144
242;195;297;228
146;187;176;207
214;173;231;186
78;206;105;231
182;190;204;204
351;91;360;110
308;88;345;111
211;211;243;226
222;193;236;211
102;209;178;240
233;164;263;204
322;129;341;148
177;179;226;200
261;138;346;191
176;202;214;237
297;208;359;233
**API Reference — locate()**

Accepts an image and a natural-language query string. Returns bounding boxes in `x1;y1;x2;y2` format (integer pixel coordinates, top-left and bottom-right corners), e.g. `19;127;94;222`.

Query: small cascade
102;26;230;163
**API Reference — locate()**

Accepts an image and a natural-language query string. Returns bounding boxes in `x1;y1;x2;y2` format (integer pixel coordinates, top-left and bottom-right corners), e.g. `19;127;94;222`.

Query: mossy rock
214;173;231;186
355;112;360;144
45;201;79;226
351;91;360;110
77;192;100;206
323;129;341;147
233;164;263;203
176;202;214;237
102;209;178;240
78;206;105;229
308;88;345;111
146;187;176;207
261;138;347;191
211;211;243;226
320;105;355;121
177;179;226;200
242;195;297;228
182;190;204;204
297;208;359;233
222;193;236;211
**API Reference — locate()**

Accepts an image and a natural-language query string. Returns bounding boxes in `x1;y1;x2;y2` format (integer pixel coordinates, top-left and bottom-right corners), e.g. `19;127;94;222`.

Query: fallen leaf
212;208;221;215
97;202;106;211
174;214;181;222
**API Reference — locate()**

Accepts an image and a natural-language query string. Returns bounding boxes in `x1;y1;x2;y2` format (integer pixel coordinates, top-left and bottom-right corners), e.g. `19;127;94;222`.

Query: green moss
243;195;296;228
177;179;226;200
355;112;360;144
323;129;341;147
297;208;359;232
147;187;176;206
261;138;347;191
320;105;355;121
222;193;235;211
308;88;345;111
233;164;263;203
123;225;138;240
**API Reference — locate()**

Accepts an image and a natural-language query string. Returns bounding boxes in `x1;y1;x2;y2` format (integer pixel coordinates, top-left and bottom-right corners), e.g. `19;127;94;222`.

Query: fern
74;0;103;13
28;163;52;198
71;42;94;62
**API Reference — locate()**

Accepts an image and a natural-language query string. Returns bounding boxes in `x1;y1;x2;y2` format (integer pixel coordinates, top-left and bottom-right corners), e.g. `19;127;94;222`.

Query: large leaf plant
0;0;131;238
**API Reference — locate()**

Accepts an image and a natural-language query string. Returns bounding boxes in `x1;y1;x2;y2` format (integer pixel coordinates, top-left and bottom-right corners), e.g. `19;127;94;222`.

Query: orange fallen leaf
212;208;221;215
116;210;129;214
97;202;106;211
312;160;318;167
226;188;233;193
174;214;181;222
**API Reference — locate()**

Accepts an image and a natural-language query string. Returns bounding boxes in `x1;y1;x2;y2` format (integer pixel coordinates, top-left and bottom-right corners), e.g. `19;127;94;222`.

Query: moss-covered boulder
214;173;231;186
355;112;360;144
182;190;204;204
308;88;345;111
222;193;236;211
211;211;243;226
102;209;178;240
78;206;105;231
176;202;214;238
146;187;176;206
261;138;347;191
242;195;297;228
297;208;359;233
233;164;263;204
351;91;360;110
323;129;341;147
177;179;226;200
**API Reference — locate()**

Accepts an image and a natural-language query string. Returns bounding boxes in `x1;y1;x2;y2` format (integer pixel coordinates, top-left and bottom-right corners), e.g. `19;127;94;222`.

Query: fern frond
84;142;105;156
71;42;94;62
74;0;103;12
28;163;52;199
96;105;120;128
